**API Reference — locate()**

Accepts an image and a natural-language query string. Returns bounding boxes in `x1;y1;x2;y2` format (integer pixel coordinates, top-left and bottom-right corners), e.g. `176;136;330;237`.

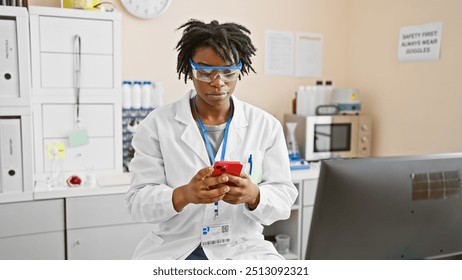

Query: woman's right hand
172;166;230;212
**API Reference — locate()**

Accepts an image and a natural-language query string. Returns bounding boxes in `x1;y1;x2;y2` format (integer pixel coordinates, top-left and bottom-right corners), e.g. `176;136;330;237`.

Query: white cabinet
0;6;34;203
0;6;31;106
65;193;152;259
28;6;122;181
29;6;120;96
36;16;115;89
0;199;66;259
263;182;302;260
264;167;320;260
301;178;318;260
42;104;114;138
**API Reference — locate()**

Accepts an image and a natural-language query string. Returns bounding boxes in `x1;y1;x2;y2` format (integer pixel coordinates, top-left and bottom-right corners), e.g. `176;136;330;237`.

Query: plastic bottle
131;81;142;110
324;80;333;105
292;94;296;114
314;80;324;114
141;81;152;110
295;86;305;116
306;85;316;116
152;81;165;108
122;81;132;109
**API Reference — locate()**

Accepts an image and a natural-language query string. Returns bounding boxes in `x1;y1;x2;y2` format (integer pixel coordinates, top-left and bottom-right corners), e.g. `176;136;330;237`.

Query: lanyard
193;96;233;164
193;96;233;218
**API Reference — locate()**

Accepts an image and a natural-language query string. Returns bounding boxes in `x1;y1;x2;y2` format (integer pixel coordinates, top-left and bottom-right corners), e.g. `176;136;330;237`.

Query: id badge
201;222;231;247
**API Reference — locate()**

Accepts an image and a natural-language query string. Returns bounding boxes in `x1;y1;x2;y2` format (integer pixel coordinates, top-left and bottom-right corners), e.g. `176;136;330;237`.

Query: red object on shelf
67;175;82;187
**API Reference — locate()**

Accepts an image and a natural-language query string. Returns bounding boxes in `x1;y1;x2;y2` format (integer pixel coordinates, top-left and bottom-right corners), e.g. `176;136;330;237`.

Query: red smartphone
212;161;243;177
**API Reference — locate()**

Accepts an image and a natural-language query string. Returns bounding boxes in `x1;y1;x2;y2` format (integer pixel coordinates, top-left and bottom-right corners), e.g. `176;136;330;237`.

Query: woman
126;19;297;260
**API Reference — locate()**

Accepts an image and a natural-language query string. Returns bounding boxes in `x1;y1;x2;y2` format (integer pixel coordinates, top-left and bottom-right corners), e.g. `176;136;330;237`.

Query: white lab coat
126;90;298;260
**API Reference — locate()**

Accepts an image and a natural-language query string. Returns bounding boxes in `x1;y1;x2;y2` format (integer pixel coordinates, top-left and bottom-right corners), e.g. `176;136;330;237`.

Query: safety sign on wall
398;22;442;62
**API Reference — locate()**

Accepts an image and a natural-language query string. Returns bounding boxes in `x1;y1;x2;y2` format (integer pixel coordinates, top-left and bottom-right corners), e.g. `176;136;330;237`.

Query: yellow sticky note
47;143;66;160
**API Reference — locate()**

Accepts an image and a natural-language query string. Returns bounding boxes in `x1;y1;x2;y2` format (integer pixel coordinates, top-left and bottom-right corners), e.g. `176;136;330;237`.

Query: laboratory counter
31;163;320;201
33;172;132;200
0;165;320;260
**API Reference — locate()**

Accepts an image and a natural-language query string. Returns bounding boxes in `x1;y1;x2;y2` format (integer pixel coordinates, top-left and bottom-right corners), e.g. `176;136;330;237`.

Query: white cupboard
263;166;320;260
0;199;66;259
0;6;34;203
28;6;123;181
65;194;152;260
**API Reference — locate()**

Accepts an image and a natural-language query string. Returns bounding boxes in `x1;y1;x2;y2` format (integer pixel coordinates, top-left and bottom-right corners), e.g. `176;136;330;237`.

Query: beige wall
347;0;462;156
28;0;462;157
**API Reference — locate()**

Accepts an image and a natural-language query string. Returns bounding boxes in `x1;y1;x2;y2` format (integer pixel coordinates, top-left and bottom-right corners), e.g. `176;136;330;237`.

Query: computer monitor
306;153;462;260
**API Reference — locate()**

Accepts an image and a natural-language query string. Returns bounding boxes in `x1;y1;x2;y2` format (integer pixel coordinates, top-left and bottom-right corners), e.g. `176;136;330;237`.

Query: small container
141;81;152;110
84;166;96;187
131;81;142;110
122;81;132;110
152;81;165;108
275;234;291;255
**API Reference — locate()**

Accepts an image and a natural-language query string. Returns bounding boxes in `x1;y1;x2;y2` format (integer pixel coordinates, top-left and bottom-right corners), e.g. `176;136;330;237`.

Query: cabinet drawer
42;104;114;138
67;223;152;259
39;16;113;54
303;179;318;206
41;53;113;88
0;231;65;260
43;137;115;172
0;199;65;238
66;194;134;229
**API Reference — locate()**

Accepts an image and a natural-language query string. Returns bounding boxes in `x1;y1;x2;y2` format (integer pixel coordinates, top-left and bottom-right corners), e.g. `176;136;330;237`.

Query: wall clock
120;0;172;20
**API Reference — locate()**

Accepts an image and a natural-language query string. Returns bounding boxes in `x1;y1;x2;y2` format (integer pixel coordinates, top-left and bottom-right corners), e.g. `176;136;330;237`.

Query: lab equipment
330;88;361;114
141;81;152;110
296;81;333;117
84;165;96;187
285;122;300;162
48;144;63;188
151;81;165;108
66;175;81;187
275;234;291;255
131;81;142;110
121;79;156;171
122;81;132;109
284;114;372;161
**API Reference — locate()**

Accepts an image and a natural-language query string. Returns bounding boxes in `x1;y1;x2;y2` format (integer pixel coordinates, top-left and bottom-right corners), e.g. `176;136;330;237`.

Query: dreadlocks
175;19;257;83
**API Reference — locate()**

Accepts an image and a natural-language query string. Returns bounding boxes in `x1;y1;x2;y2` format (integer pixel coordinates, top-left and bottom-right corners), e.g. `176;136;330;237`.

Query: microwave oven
283;114;372;161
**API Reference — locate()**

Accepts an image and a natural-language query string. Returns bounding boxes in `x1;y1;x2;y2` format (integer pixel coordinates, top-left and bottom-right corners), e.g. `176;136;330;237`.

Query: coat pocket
131;232;165;259
244;150;263;184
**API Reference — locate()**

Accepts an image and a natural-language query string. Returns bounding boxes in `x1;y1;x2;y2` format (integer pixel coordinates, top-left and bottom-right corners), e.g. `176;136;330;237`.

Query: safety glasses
189;59;242;83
